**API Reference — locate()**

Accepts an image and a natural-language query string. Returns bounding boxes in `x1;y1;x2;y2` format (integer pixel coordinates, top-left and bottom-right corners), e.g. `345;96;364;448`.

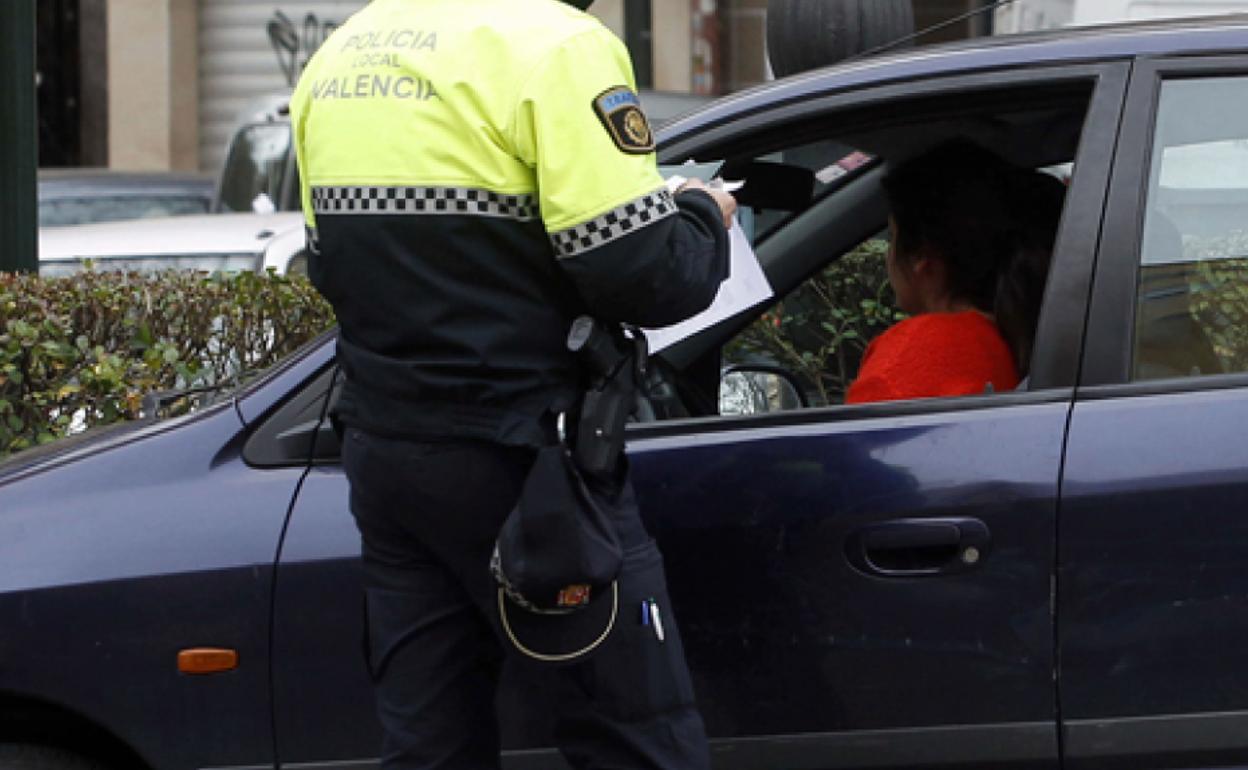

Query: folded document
642;217;773;354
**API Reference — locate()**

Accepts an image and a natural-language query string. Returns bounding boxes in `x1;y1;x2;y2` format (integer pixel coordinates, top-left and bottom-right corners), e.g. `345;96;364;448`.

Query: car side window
724;233;902;406
1135;76;1248;380
718;149;1073;412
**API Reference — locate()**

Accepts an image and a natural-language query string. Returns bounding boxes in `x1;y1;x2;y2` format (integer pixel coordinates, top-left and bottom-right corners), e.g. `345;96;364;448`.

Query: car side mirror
719;365;807;416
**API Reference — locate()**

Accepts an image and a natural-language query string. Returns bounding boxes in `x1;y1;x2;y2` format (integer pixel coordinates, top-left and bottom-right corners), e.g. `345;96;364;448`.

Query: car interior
648;81;1094;421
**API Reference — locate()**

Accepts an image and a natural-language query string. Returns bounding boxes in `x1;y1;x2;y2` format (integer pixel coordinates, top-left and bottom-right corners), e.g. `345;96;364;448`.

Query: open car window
724;231;899;407
653;81;1093;420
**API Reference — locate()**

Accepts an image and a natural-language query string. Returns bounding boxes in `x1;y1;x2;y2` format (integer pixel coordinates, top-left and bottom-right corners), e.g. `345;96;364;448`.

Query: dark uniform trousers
343;426;711;770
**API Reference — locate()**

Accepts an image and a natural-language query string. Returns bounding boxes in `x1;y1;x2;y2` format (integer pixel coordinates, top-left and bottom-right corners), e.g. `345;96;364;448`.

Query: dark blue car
8;15;1248;770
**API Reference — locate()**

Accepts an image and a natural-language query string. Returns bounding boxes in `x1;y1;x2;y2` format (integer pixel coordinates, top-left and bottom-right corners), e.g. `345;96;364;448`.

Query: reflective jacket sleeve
556;188;729;327
290;48;319;248
510;25;729;327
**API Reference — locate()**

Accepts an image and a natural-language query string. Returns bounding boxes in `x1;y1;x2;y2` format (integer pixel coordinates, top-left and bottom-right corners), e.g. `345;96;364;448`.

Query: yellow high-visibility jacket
291;0;728;444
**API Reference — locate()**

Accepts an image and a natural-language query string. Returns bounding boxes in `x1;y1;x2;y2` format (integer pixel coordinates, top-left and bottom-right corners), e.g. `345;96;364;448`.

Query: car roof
37;168;215;199
660;14;1248;141
38;212;305;259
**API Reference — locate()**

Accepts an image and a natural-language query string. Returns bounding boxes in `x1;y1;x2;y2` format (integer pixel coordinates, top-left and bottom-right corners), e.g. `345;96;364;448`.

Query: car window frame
247;62;1130;464
1082;54;1248;396
634;60;1129;438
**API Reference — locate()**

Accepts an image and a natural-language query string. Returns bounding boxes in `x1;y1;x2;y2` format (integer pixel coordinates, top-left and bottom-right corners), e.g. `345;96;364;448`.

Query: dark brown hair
995;171;1066;377
881;141;1065;376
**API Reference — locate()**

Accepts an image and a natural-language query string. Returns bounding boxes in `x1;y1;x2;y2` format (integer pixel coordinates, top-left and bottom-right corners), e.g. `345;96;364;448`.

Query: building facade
73;0;730;173
995;0;1248;33
41;0;1007;174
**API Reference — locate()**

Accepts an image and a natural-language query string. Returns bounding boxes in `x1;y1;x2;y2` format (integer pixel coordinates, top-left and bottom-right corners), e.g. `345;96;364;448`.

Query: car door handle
845;517;991;577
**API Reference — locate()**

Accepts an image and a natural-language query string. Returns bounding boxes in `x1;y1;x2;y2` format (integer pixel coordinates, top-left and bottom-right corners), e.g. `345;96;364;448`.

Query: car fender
260;219;308;275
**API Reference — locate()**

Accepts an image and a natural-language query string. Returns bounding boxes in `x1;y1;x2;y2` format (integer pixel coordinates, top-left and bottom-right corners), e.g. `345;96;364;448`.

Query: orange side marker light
178;648;239;675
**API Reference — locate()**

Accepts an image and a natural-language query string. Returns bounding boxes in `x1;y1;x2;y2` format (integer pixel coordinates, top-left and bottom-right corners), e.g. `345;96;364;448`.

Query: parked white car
37;211;309;277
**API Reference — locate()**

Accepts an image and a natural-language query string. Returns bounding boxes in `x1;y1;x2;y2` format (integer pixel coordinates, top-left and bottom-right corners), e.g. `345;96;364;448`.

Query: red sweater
846;311;1019;404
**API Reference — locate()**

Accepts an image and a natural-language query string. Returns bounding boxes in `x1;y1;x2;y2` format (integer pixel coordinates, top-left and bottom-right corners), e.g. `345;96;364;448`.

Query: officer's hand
678;178;737;229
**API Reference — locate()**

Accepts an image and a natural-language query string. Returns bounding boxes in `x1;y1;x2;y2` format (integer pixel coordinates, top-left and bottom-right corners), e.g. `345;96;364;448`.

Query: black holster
566;317;647;481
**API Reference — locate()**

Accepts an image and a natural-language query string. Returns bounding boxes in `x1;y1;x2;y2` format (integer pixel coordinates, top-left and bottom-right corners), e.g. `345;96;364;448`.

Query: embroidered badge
557;584;592;608
593;86;655;155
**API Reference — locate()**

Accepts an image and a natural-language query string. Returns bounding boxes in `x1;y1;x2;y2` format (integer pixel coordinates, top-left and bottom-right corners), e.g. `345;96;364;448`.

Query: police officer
291;0;735;766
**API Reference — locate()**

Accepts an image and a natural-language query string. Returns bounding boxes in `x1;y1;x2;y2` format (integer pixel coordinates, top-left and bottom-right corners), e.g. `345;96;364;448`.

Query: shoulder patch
593;86;655;155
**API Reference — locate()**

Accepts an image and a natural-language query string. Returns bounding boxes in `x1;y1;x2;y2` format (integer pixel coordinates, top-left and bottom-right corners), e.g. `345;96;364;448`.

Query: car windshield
217;123;293;213
38;195;211;226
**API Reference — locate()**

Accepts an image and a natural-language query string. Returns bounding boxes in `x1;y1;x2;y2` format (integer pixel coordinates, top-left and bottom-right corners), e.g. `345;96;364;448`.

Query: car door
618;63;1123;769
266;62;1126;769
1061;55;1248;770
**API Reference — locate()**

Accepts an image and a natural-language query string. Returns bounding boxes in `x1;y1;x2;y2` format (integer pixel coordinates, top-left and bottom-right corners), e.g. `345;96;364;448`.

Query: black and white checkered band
311;186;540;220
549;188;676;259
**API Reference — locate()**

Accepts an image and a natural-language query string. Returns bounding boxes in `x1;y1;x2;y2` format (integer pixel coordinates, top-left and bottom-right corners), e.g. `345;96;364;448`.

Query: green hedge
0;270;335;457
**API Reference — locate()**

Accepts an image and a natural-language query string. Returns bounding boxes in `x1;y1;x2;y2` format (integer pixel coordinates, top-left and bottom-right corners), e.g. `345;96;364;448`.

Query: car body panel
630;403;1065;759
267;395;1068;769
37;212;305;276
270;467;376;766
0;404;251;591
0;403;296;769
1061;387;1248;768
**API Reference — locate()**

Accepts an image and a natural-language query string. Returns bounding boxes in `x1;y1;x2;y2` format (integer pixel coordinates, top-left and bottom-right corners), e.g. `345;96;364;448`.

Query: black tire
0;745;108;770
766;0;915;78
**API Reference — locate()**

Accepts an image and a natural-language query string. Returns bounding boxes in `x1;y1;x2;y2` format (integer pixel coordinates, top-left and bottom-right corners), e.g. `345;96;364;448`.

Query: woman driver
846;142;1064;404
